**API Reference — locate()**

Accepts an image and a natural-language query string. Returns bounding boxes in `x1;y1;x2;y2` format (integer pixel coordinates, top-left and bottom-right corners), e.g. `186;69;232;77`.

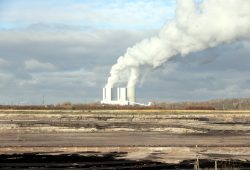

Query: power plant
101;87;136;105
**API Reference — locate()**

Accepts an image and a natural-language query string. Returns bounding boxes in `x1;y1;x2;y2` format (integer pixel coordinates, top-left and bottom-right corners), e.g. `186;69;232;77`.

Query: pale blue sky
0;0;176;30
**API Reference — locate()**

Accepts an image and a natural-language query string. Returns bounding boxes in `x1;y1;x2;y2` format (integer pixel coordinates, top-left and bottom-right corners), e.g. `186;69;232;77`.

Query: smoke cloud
106;0;250;89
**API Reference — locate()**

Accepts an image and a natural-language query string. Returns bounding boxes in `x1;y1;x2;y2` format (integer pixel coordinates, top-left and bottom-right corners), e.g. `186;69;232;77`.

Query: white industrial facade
117;88;127;102
101;87;135;105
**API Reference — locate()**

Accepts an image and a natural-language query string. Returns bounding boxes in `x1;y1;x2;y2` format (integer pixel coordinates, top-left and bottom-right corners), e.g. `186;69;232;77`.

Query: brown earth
0;109;249;164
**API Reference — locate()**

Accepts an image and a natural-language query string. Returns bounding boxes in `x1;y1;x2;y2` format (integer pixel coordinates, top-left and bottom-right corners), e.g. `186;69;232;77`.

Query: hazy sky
0;0;250;104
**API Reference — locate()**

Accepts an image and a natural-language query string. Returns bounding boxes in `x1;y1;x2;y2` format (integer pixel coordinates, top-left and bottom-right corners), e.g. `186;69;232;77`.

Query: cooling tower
127;87;136;103
117;88;127;102
101;87;136;105
102;87;112;102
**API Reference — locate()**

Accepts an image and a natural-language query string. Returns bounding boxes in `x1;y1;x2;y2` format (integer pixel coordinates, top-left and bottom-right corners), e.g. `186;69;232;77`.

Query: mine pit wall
0;110;250;135
0;110;250;164
0;146;249;165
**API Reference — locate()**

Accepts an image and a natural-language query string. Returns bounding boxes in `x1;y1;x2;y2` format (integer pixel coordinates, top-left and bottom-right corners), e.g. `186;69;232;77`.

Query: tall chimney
127;87;136;103
103;87;112;102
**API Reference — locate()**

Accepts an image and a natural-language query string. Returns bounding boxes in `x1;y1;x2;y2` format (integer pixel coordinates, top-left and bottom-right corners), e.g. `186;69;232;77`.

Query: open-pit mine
0;109;250;169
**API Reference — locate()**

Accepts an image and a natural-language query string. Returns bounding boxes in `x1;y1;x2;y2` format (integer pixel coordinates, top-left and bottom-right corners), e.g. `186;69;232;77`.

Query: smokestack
101;87;130;105
127;68;137;103
102;87;112;102
127;87;136;103
117;87;127;102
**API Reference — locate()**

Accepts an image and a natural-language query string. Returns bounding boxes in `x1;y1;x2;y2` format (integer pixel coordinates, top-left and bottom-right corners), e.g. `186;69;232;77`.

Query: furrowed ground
0;109;249;168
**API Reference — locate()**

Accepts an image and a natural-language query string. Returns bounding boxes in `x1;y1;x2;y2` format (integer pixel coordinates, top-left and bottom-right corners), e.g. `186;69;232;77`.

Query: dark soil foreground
0;153;249;170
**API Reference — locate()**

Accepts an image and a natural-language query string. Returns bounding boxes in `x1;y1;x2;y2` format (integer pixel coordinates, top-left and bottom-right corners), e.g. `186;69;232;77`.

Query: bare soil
0;109;249;165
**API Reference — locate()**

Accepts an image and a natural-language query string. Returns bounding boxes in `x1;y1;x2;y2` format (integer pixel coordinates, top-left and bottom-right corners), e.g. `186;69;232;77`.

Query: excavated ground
0;109;249;169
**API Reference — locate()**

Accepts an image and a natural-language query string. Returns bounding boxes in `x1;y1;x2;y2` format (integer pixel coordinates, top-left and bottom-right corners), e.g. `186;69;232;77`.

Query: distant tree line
1;98;250;110
152;98;250;110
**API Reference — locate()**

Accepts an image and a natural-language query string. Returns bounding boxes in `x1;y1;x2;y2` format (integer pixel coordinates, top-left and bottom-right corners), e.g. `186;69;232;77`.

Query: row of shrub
0;103;216;110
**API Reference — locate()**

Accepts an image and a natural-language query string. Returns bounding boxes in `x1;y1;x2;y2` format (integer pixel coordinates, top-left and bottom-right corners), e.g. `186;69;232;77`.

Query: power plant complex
101;87;136;105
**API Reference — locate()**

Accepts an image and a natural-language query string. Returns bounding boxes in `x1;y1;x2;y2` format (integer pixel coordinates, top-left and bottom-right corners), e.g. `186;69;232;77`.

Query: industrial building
101;87;135;105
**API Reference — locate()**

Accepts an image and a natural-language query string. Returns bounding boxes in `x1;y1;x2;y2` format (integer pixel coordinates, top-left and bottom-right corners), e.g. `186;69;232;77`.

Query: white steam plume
106;0;250;89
